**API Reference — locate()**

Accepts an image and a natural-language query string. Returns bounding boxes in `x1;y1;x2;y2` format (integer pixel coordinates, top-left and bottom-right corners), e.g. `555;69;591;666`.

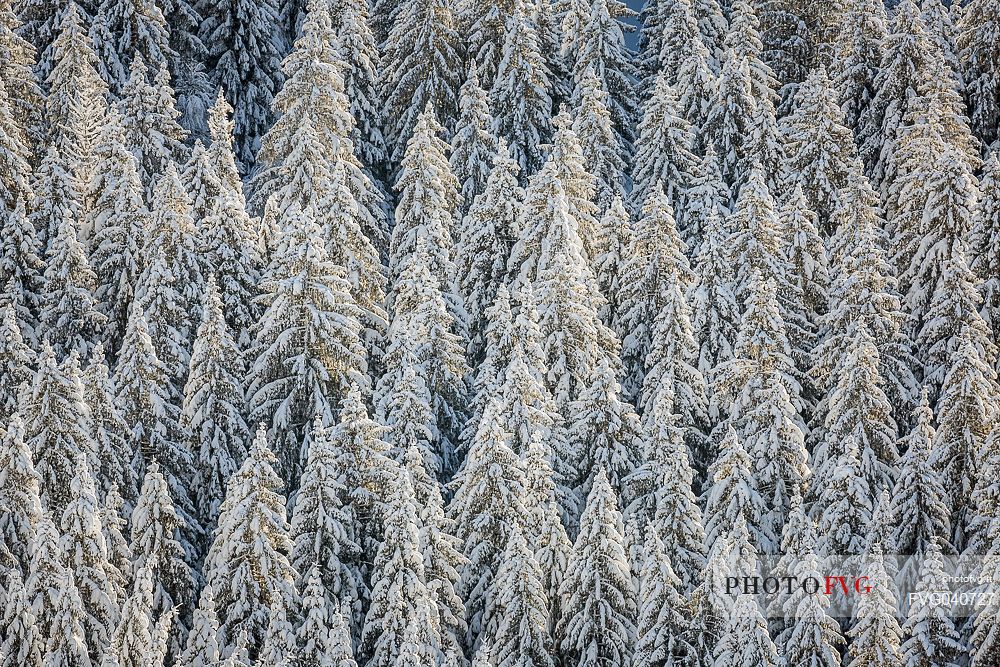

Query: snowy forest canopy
1;0;1000;665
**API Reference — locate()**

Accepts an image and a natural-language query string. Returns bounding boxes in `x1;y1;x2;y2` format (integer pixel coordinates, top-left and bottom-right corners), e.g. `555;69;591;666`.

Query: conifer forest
3;0;1000;664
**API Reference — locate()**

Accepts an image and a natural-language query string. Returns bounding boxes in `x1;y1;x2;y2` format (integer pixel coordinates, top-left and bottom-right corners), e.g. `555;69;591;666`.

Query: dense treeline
1;0;1000;666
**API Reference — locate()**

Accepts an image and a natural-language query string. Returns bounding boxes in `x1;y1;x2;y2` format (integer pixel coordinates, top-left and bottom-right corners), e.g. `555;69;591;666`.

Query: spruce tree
0;199;44;343
957;0;1000;149
625;193;707;443
197;0;282;167
932;326;999;548
57;456;120;657
113;304;196;537
772;502;843;667
447;404;530;645
633;389;707;591
41;208;106;360
631;72;698;215
899;540;964;667
484;526;555;667
617;188;689;393
676;36;718;155
633;526;692;667
22;345;96;517
329;383;397;557
111;564;156;667
461;0;511;89
251;0;387;269
714;269;804;427
0;569;45;667
535;0;570;106
916;251;996;402
0;414;42;572
713;593;779;667
89;0;175;92
704;50;755;190
689;206;740;415
99;486;131;598
143;164;202;354
160;0;209;136
550;111;605;252
815;174;916;416
568;358;642;501
703;427;769;557
30;145;81;253
860;0;938;195
569;0;638;154
522;432;573;627
288;420;362;624
456;144;523;363
490;0;554;177
25;513;63;639
639;0;698;85
41;569;93;667
198;193;260;350
181;277;250;528
487;288;572;483
403;447;467;665
297;568;358;667
813;322;899;509
179;585;221;667
83;344;137;505
920;0;962;87
461;282;515;436
0;80;33;219
967;426;1000;667
376;339;437;478
119;58;188;194
327;0;385;174
361;472;439;667
724;0;778;102
572;68;626;210
134;246;193;403
130;464;196;657
890;111;979;334
42;4;108;188
205;427;298;658
726;166;789;301
388;106;460;295
379;0;462;162
451;69;500;218
889;389;951;560
257;569;298;664
781;66;860;235
557;468;636;667
381;241;469;476
972;154;1000;338
831;0;887;135
0;306;33;423
182;144;219;230
521;180;619;410
507;145;586;288
247;204;366;477
719;295;809;553
816;432;873;556
593;197;630;324
745;92;786;199
204;92;244;202
780;185;829;379
87;108;148;353
0;0;44;153
846;549;904;667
